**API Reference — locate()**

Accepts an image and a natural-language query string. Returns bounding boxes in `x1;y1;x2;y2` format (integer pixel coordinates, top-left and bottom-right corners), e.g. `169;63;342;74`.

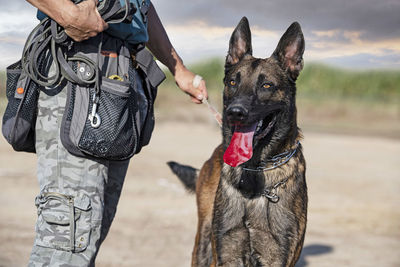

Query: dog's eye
229;80;236;86
262;83;272;89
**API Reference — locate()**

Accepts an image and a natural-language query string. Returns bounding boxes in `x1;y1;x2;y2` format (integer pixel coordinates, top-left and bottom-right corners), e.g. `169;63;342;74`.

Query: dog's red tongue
223;124;257;167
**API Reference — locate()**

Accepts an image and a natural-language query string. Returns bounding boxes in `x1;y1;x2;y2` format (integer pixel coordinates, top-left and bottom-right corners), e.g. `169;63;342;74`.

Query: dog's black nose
226;106;248;122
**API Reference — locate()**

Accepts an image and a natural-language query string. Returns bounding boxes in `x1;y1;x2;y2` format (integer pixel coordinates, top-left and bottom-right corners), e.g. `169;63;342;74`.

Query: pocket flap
38;192;91;225
136;49;165;88
74;194;91;211
41;198;71;225
101;78;131;97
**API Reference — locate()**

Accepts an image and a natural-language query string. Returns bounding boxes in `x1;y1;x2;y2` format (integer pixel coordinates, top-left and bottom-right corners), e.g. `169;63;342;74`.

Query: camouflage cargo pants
29;82;130;266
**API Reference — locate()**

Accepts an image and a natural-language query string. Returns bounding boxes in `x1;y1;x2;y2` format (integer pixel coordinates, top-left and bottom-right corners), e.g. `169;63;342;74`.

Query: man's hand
174;67;208;104
26;0;108;42
61;0;108;42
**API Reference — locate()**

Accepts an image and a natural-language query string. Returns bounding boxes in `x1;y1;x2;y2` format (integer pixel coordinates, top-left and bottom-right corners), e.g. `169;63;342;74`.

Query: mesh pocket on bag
3;61;22;125
2;58;43;152
18;80;40;126
78;80;138;160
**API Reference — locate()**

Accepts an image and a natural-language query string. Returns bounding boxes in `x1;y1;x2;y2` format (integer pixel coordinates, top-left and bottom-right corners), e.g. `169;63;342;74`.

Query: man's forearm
145;3;208;103
146;3;184;76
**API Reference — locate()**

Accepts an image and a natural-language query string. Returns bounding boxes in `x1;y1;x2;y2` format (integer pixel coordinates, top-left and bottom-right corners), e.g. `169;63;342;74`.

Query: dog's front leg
212;179;250;266
192;218;213;267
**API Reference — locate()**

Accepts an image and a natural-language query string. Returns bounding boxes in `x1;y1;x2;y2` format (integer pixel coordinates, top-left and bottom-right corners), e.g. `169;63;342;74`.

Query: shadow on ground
296;244;333;267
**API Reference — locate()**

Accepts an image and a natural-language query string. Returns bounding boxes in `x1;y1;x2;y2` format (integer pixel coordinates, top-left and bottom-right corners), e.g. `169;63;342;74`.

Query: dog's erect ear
272;22;305;82
226;17;252;66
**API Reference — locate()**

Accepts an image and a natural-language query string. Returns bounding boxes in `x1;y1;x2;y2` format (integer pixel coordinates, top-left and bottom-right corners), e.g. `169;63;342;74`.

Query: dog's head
222;17;304;165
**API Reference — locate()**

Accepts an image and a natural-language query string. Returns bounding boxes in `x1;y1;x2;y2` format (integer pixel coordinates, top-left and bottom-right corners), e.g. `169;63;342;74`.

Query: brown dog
168;17;307;267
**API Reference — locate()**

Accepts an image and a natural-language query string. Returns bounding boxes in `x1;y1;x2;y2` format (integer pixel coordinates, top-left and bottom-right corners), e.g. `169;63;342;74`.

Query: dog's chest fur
215;154;306;264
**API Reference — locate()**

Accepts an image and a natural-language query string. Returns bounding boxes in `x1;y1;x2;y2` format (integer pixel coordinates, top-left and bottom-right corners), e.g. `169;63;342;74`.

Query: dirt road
0;120;399;266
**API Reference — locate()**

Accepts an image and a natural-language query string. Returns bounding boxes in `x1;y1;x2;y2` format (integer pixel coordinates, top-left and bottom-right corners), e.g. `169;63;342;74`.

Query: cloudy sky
0;0;399;69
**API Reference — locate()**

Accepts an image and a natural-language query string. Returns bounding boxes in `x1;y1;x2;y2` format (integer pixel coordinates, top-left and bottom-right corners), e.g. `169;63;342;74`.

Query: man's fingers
72;0;106;37
102;20;109;30
65;29;82;42
191;76;208;102
86;0;99;7
88;31;98;38
181;85;202;103
199;80;208;100
190;96;202;104
188;87;204;101
94;6;108;31
175;70;209;104
79;0;96;9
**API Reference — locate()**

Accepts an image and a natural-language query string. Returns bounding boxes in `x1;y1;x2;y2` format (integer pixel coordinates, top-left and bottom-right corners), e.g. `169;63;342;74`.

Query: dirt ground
0;117;399;267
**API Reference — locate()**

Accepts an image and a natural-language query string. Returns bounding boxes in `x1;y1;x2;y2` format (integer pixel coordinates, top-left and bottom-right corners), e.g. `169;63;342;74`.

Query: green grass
160;58;400;104
156;59;400;138
297;63;400;103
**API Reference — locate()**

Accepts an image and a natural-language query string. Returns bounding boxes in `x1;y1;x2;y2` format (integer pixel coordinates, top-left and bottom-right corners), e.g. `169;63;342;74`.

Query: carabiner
88;94;101;128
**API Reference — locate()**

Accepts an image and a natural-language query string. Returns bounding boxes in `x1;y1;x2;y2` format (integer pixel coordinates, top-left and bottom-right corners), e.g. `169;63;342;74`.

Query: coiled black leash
21;0;136;88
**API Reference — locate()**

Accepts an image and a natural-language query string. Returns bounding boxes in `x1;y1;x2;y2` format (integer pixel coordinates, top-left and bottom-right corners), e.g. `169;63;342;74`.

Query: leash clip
262;188;280;203
88;94;101;128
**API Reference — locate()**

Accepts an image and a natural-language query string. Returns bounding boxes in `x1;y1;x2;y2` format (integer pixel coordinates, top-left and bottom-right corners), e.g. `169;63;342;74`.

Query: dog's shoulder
197;144;224;192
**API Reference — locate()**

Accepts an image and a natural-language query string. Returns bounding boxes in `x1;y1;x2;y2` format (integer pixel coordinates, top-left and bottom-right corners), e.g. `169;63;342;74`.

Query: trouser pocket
35;191;92;252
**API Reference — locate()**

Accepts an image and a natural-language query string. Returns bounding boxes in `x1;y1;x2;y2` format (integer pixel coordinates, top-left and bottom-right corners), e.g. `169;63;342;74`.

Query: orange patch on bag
17;87;24;94
101;50;118;58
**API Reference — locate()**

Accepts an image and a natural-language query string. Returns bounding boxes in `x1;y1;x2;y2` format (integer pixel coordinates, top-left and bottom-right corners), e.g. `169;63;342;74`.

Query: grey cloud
0;0;398;69
152;0;400;41
323;53;400;69
4;0;398;42
0;31;30;43
0;0;34;13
